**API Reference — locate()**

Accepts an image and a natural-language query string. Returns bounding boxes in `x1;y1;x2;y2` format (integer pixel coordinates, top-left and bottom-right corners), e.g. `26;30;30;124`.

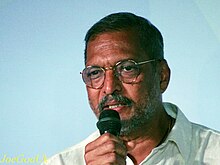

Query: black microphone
96;110;121;136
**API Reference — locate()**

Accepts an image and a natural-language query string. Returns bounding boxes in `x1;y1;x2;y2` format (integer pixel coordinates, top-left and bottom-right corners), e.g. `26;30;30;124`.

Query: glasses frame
81;59;158;89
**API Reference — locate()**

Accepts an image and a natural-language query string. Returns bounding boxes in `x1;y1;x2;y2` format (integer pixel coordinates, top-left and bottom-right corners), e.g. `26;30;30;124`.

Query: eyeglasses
81;59;157;89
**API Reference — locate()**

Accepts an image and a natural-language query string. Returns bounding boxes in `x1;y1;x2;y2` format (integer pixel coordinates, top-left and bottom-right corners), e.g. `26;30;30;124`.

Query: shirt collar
163;102;192;161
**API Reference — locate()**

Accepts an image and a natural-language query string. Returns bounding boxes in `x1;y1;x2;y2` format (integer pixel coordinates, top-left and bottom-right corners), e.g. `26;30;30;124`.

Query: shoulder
191;123;220;146
190;123;220;163
42;131;99;165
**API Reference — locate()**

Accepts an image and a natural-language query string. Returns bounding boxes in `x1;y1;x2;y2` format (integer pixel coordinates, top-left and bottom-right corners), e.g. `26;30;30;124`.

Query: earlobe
159;60;171;93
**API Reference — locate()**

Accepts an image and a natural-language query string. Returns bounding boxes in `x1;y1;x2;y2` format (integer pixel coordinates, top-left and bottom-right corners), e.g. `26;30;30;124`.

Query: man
43;12;220;165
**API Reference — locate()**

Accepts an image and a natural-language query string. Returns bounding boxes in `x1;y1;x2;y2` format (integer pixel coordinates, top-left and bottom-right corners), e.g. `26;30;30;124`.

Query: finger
86;138;127;158
124;141;135;151
85;152;126;165
85;133;127;164
85;133;125;153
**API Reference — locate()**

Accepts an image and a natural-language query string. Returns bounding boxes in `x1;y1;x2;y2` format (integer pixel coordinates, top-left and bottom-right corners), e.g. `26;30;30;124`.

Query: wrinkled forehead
85;31;148;67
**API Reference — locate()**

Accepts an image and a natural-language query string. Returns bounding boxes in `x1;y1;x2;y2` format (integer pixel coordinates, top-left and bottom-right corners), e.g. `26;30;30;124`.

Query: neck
120;109;174;165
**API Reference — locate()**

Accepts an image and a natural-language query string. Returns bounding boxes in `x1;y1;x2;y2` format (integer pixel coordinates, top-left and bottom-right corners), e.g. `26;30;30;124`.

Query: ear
159;60;171;93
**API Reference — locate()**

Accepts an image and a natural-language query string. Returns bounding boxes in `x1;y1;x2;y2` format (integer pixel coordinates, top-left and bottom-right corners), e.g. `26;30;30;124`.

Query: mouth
98;93;132;113
103;102;131;112
108;104;123;109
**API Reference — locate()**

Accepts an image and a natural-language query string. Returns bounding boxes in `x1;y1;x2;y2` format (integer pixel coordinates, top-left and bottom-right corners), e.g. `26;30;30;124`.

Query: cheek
87;87;102;115
128;75;153;101
128;84;148;103
126;75;160;108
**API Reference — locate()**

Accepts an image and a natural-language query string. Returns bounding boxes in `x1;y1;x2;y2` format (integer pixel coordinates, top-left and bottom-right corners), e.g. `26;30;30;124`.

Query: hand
85;133;127;165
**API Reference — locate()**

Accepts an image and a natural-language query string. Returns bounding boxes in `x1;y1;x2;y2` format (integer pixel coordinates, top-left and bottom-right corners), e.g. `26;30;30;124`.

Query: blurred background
1;0;219;164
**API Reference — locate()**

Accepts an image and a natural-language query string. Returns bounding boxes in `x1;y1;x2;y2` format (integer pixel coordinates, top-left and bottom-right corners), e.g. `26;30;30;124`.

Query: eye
87;68;103;79
116;61;139;78
120;62;138;73
122;65;137;72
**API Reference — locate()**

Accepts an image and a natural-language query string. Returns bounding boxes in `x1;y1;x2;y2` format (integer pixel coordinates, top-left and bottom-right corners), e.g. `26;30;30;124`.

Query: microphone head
96;110;121;136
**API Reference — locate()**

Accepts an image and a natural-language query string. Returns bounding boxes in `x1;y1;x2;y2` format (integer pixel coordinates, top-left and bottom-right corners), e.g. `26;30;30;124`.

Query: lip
103;101;131;113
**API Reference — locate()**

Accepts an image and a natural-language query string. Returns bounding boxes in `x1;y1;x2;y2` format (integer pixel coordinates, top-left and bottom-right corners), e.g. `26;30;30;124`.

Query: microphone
96;110;121;136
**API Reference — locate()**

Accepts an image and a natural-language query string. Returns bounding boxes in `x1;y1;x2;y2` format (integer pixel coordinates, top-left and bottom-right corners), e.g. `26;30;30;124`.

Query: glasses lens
82;66;104;88
116;60;140;83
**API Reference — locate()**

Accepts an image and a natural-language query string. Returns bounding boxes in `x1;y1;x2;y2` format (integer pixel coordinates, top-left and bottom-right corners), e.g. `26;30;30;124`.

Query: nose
102;70;122;95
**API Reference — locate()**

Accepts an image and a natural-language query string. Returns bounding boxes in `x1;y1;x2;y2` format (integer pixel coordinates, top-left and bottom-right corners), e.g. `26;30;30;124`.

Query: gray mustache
98;93;132;112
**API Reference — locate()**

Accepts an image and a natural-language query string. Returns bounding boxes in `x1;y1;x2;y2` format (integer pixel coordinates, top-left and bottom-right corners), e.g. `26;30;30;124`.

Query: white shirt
42;103;220;165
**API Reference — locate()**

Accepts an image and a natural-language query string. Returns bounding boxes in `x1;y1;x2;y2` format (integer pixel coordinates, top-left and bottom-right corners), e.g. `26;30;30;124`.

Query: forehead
86;31;148;66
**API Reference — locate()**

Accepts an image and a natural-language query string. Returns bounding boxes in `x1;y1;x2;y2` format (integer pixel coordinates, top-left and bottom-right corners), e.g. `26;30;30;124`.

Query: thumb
124;141;135;151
